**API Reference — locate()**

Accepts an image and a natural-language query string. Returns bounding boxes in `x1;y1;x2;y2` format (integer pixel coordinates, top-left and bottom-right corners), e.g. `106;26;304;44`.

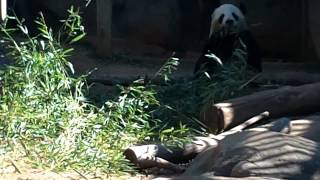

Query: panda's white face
209;4;247;37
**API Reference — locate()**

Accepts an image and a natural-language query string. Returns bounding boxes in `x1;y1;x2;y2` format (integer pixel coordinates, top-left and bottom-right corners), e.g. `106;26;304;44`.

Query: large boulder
183;131;320;180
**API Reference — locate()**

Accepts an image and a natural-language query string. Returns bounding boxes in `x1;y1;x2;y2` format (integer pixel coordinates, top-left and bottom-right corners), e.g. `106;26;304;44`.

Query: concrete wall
246;0;317;62
308;0;320;60
109;0;317;61
246;0;302;59
12;0;319;61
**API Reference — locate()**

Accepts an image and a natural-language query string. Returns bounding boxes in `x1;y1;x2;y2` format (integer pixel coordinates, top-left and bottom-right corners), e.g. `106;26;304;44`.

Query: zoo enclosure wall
10;0;320;63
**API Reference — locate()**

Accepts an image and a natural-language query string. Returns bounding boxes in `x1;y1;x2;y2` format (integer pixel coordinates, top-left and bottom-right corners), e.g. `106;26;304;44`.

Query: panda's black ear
239;2;247;15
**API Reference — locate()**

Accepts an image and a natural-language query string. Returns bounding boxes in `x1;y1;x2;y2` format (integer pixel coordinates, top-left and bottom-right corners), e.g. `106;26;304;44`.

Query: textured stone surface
184;131;320;179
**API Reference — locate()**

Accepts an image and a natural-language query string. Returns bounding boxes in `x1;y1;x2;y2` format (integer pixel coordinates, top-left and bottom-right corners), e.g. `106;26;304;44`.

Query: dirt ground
69;44;198;80
0;171;151;180
70;35;320;84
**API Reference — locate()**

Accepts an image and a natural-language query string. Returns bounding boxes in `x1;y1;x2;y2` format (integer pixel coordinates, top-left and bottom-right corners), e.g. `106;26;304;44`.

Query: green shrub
0;7;192;175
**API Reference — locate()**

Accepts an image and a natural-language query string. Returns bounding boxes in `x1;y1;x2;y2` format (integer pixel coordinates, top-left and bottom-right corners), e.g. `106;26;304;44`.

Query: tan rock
183;131;320;180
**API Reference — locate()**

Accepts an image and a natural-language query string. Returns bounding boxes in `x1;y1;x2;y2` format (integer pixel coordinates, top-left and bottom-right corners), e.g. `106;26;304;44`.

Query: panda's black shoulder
238;30;257;45
239;30;262;72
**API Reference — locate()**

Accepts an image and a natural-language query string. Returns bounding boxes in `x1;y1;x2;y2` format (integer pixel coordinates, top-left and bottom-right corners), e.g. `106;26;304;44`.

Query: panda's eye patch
232;13;239;21
218;14;225;24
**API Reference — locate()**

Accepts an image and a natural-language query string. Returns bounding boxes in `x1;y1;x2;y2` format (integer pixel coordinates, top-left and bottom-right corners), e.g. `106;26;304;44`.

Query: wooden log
123;145;184;172
124;137;219;172
123;113;268;170
200;82;320;132
96;0;112;57
212;111;269;140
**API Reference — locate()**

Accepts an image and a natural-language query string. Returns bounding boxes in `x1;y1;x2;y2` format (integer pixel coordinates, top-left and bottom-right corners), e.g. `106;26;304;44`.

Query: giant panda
194;2;262;77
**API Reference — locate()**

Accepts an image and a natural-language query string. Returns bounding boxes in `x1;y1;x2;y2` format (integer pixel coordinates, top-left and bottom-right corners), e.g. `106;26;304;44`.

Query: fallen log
124;137;218;172
200;82;320;132
123;145;185;173
124;112;268;171
215;111;269;139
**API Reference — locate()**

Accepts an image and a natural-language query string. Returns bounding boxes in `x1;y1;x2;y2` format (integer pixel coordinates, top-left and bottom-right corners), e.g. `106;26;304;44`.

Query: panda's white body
209;4;247;37
194;3;262;77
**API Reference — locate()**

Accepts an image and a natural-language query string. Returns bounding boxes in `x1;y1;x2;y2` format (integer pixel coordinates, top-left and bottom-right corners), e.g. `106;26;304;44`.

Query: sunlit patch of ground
0;171;151;180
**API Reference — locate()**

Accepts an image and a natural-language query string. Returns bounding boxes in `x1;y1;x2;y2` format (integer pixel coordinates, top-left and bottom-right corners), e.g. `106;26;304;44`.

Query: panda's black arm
193;35;226;76
240;31;262;72
194;34;238;76
193;53;207;76
193;38;217;75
